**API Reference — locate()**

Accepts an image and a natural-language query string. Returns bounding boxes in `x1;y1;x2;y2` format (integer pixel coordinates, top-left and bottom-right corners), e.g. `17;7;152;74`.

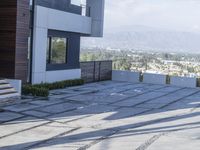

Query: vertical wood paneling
0;0;17;78
15;0;29;82
0;0;29;82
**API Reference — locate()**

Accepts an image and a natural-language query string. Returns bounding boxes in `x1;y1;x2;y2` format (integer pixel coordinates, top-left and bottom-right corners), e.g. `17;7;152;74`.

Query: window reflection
71;0;86;6
47;37;67;64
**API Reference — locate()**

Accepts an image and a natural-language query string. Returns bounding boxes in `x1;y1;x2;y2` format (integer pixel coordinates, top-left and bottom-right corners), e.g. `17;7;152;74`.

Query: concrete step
0;92;20;100
0;88;17;95
0;79;8;85
0;84;12;90
0;79;19;100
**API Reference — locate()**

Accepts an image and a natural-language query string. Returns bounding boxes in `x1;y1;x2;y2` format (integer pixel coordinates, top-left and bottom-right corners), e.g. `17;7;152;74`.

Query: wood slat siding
0;0;29;82
15;0;29;82
80;61;112;83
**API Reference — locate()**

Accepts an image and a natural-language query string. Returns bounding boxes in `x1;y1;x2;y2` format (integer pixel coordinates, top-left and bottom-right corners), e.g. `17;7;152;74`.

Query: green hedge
22;86;49;97
197;78;200;87
166;75;171;84
22;79;84;97
0;109;5;112
139;72;143;82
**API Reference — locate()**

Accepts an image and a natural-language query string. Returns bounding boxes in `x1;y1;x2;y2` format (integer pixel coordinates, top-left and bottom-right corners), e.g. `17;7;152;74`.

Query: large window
71;0;88;16
46;37;68;64
71;0;86;6
29;0;32;6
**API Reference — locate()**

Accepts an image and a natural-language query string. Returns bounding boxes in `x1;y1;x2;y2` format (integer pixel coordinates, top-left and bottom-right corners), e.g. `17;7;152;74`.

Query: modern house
0;0;105;84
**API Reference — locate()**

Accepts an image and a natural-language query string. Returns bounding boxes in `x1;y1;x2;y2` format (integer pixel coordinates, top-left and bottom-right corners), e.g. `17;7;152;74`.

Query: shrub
197;78;200;87
139;72;143;82
22;86;49;97
22;79;84;97
0;109;5;113
166;75;170;84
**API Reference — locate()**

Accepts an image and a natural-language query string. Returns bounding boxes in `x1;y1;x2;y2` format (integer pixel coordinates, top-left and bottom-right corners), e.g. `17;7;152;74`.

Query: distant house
0;0;105;84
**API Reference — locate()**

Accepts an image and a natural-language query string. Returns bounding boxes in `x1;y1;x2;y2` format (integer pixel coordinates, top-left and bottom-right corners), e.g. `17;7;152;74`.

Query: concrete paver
0;111;23;123
35;102;84;114
0;117;49;138
4;103;39;112
22;110;50;118
0;81;200;150
0;122;75;150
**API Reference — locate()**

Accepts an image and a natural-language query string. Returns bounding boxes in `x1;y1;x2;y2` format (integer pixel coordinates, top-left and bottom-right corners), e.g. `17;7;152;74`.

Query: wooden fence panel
80;61;112;83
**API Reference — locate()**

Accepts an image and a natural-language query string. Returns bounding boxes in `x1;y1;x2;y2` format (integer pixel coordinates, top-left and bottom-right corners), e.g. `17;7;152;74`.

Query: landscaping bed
22;79;84;97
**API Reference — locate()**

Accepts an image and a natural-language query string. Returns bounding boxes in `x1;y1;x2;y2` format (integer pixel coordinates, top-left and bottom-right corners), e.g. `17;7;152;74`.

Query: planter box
112;70;140;83
143;73;167;85
170;76;197;88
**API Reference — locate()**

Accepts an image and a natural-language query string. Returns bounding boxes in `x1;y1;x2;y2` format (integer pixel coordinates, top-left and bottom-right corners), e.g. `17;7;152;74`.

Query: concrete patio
0;81;200;150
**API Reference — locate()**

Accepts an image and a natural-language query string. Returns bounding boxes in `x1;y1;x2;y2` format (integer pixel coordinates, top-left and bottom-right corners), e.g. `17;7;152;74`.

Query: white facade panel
32;72;46;84
86;0;105;37
32;6;86;84
45;69;81;83
48;9;91;34
34;6;48;28
35;6;92;34
32;27;47;74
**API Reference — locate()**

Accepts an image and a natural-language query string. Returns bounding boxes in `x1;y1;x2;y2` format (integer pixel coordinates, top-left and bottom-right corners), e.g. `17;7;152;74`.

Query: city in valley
81;47;200;78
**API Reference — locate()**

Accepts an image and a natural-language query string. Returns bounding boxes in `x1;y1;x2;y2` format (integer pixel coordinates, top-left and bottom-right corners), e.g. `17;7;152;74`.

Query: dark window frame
46;36;69;65
46;29;81;71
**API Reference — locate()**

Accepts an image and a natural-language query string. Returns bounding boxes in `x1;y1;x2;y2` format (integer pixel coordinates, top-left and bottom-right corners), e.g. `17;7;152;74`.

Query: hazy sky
104;0;200;33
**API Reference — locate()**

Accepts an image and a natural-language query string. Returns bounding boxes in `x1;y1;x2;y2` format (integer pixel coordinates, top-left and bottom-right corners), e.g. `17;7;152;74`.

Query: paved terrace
0;81;200;150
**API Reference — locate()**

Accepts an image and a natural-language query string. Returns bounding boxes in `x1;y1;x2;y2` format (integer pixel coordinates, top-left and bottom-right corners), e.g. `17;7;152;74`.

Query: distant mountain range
81;25;200;53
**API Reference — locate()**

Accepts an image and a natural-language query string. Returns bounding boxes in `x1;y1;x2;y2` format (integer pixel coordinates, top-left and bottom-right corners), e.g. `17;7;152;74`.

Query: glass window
71;0;86;6
46;37;50;64
30;0;33;6
46;37;67;64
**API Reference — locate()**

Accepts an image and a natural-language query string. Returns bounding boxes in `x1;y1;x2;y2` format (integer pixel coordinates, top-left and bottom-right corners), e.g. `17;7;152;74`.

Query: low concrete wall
170;76;197;88
112;70;198;88
112;70;140;83
143;73;167;85
6;79;22;95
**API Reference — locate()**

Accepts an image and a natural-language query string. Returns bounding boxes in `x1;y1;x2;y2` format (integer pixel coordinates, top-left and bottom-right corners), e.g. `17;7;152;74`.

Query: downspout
29;0;35;84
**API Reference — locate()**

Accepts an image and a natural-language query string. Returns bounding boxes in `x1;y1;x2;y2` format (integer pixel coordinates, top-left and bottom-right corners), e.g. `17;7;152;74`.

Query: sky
104;0;200;33
82;0;200;53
